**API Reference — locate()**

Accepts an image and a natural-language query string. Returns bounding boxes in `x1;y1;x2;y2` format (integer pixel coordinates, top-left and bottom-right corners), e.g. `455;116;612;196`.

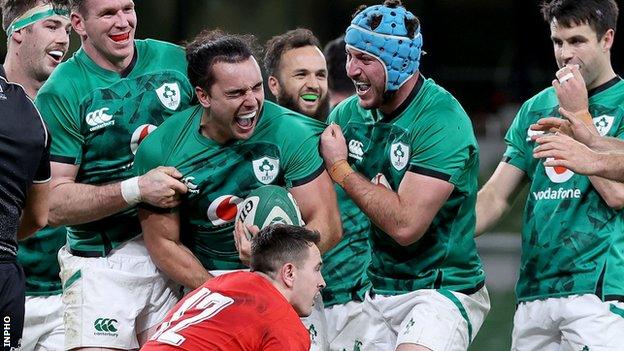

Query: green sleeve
282;116;326;188
503;103;530;172
409;109;476;185
35;89;83;164
133;132;163;176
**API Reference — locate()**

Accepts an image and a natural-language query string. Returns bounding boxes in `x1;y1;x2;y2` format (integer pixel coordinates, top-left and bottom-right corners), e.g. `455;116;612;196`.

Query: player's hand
533;132;599;176
320;124;348;167
553;64;588;114
138;166;188;208
531;107;599;147
233;220;258;267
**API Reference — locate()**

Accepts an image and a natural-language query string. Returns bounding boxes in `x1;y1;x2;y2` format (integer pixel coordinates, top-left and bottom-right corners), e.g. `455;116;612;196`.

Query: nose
319;275;326;290
56;30;69;46
304;74;320;90
346;58;360;80
114;10;130;28
559;43;575;64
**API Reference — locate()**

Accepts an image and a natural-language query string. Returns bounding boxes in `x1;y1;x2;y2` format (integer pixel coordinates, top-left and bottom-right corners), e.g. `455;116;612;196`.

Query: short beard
277;90;330;122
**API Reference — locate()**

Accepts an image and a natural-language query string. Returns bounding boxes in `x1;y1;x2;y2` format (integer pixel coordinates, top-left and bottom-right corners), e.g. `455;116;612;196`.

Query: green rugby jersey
330;76;485;295
321;185;371;307
17;226;65;295
504;77;624;302
133;102;325;271
35;39;194;254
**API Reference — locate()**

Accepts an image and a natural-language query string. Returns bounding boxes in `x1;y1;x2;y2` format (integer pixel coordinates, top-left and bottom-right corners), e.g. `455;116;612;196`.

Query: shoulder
137;39;186;61
328;95;362;124
259;101;325;134
38;57;83;98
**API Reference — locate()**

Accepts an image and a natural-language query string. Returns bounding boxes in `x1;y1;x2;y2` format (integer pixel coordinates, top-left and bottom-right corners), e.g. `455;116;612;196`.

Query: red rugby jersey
141;271;310;351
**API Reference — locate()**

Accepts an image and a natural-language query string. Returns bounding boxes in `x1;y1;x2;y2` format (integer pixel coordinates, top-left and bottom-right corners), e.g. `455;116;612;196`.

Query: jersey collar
375;74;424;123
588;76;622;97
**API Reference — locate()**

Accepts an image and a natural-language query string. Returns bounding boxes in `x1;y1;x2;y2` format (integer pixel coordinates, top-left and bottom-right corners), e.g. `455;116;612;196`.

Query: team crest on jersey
593;115;614;136
207;195;242;226
252;157;280;184
130;124;157;154
156;82;181;111
390;142;409;171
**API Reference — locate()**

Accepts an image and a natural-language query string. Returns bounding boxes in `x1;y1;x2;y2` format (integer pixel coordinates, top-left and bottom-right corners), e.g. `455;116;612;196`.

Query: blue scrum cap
345;2;423;92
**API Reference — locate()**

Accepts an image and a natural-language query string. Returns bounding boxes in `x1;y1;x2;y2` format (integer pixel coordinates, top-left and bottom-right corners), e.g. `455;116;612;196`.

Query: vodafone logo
544;157;574;183
207;195;242;226
130;124;157;154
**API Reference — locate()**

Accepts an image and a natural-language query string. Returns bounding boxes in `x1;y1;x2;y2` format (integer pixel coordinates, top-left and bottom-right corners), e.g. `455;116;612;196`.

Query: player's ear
195;86;211;109
280;262;296;289
267;75;281;98
10;30;24;45
601;28;615;52
71;12;86;37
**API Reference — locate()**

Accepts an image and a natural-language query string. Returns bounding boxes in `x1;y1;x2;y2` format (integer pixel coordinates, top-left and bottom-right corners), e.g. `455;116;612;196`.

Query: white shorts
22;294;64;350
302;294;329;351
325;300;366;351
362;286;490;351
512;294;624;351
58;235;180;350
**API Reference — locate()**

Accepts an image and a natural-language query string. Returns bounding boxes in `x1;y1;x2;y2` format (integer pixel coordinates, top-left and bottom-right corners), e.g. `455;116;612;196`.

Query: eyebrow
225;81;263;95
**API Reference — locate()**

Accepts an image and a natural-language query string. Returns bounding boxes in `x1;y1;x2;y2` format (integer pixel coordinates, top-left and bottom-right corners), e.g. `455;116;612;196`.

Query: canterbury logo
94;318;118;333
86;108;114;131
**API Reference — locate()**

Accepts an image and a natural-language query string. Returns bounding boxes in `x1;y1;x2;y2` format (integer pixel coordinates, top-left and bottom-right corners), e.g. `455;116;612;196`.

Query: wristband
329;160;354;186
121;176;141;205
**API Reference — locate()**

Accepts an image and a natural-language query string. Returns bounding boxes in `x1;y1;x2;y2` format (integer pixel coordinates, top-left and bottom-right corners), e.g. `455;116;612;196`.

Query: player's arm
139;208;213;289
475;162;527;236
17;183;49;239
289;170;342;253
48;163;187;226
341;168;452;246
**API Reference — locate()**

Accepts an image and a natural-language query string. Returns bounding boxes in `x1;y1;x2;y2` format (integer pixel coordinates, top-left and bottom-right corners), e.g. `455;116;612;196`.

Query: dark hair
186;29;259;90
250;224;321;277
541;0;618;39
323;35;354;95
263;28;321;77
2;0;69;32
351;0;419;39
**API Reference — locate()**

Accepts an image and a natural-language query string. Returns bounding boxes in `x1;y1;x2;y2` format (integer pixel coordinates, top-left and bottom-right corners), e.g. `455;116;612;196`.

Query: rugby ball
236;185;304;239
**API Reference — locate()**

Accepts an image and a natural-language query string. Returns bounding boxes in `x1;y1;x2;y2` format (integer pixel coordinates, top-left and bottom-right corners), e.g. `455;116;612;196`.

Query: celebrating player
141;224;325;351
319;1;490;350
264;28;370;351
264;28;329;121
476;0;624;349
34;0;195;349
134;29;340;290
2;0;70;349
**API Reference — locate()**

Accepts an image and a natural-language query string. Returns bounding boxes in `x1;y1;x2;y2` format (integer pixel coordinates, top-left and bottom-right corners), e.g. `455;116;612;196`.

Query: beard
277;89;330;122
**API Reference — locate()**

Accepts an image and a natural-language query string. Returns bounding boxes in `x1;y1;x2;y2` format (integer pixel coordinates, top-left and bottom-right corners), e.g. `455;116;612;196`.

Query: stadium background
2;0;623;349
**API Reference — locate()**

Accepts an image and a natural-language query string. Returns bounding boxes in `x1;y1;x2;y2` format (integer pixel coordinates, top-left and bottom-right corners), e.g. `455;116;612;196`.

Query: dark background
2;1;623;349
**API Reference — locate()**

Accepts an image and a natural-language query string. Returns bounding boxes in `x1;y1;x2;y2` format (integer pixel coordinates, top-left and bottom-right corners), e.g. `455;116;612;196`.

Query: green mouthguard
301;94;319;102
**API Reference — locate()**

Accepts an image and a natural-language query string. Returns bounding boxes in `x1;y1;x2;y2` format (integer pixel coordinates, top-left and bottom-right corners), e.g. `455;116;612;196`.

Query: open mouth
234;110;257;131
110;32;130;43
354;81;371;95
300;93;319;103
47;50;64;62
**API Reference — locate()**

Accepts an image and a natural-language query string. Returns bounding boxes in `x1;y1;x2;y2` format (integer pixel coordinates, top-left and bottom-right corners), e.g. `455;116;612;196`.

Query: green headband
6;4;69;37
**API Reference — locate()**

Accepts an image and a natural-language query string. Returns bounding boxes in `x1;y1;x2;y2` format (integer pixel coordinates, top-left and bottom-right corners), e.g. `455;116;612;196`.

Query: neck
256;271;292;304
199;108;230;145
3;53;41;99
587;64;617;91
82;40;134;73
379;72;419;115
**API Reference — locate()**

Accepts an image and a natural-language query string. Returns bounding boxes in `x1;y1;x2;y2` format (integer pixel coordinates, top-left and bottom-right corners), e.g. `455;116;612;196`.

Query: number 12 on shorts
151;287;235;346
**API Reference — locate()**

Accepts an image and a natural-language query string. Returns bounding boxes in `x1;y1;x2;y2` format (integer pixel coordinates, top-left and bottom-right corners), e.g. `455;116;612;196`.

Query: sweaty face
550;21;612;89
202;57;264;144
291;244;325;317
75;0;137;69
345;47;387;109
273;46;329;121
19;15;71;82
